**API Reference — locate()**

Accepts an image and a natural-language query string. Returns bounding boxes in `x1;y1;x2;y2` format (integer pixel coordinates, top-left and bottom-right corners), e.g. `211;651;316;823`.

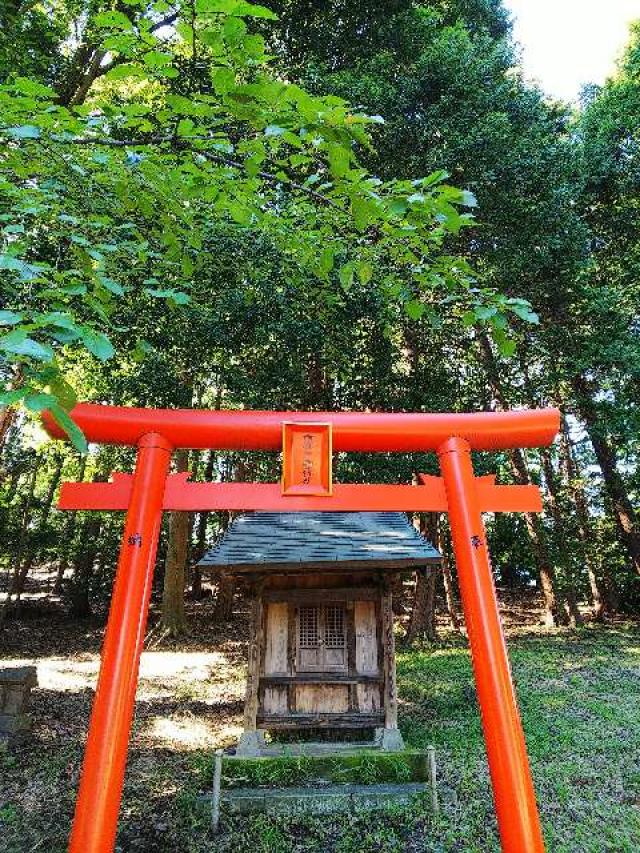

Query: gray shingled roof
198;512;441;573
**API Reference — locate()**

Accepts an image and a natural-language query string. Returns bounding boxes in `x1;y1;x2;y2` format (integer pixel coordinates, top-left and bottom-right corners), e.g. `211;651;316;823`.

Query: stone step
223;782;430;815
237;741;382;757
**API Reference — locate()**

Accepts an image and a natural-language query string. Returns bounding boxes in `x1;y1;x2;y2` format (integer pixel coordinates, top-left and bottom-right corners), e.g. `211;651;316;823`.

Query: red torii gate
43;403;559;853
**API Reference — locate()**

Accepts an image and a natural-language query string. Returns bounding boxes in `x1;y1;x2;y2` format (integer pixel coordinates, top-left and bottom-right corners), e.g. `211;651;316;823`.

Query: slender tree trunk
213;505;235;620
214;572;235;621
572;375;640;577
53;455;87;595
4;469;22;505
0;368;22;456
557;414;608;619
0;407;17;456
0;460;38;628
540;447;583;627
191;449;216;599
406;512;439;642
508;448;562;626
406;569;438;643
68;463;110;616
477;336;562;626
159;449;191;636
214;457;253;621
438;519;462;632
14;454;64;598
69;516;101;617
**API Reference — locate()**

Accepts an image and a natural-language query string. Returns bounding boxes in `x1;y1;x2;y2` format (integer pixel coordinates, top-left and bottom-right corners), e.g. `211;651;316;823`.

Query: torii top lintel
43;403;559;452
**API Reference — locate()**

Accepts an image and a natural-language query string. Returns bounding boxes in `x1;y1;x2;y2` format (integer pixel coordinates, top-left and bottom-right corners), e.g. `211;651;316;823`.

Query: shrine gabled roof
197;511;441;574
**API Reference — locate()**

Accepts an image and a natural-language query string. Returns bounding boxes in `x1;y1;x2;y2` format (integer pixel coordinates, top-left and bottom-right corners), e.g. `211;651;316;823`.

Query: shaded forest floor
1;597;639;852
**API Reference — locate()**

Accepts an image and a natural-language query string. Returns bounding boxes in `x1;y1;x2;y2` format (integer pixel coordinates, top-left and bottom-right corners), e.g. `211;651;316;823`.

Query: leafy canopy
1;0;528;449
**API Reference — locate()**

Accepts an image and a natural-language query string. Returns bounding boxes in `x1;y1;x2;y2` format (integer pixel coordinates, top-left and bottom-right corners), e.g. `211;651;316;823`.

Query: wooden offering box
199;512;441;755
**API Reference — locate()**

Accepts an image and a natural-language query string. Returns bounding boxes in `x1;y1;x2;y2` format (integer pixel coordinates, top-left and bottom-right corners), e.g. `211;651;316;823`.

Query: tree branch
48;134;346;210
149;11;180;35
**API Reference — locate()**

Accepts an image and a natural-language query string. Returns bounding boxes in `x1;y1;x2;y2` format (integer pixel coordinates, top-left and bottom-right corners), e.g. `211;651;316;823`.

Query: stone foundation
0;666;37;747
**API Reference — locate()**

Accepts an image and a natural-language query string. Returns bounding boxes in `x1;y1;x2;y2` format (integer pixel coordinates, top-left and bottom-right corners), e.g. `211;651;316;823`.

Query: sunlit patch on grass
143;715;218;750
139;715;243;752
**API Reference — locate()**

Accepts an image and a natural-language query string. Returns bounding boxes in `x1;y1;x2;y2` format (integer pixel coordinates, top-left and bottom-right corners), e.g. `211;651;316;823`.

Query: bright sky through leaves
505;0;639;101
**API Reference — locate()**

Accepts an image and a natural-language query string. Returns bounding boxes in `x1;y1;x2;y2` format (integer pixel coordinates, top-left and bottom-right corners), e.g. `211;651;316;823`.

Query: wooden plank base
257;712;384;729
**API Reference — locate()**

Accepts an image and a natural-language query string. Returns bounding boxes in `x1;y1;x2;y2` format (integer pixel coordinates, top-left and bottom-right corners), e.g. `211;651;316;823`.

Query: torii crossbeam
43;404;559;853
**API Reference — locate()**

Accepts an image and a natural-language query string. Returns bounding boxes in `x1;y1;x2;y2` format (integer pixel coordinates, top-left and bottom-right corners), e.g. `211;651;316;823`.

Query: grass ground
1;601;639;852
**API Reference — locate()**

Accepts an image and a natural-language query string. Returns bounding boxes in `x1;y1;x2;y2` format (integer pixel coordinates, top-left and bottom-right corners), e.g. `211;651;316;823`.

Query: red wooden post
438;437;545;853
69;433;172;853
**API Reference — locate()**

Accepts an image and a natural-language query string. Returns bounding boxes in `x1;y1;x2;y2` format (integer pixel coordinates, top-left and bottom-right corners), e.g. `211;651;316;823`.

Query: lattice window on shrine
323;604;347;669
299;606;320;648
297;604;347;672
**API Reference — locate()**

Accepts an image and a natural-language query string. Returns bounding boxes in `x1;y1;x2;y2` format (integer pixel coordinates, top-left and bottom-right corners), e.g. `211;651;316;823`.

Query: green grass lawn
2;623;639;852
394;626;640;853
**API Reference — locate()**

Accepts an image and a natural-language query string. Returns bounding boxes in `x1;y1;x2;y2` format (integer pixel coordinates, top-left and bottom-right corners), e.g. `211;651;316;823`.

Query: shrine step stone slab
222;782;429;815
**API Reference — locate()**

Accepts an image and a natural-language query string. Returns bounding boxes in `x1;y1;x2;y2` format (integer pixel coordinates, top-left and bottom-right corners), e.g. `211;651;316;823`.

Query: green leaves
0;0;506;439
195;0;277;19
80;330;115;361
351;196;377;232
339;262;355;291
492;328;517;358
22;393;88;453
5;125;40;139
0;310;24;326
145;288;191;305
47;403;88;454
0;330;53;361
104;63;149;81
143;50;174;68
328;143;351;178
405;300;425;320
94;11;134;31
509;302;540;325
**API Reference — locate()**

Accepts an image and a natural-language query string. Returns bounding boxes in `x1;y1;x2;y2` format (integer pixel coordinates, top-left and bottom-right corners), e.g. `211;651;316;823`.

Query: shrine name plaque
281;422;333;497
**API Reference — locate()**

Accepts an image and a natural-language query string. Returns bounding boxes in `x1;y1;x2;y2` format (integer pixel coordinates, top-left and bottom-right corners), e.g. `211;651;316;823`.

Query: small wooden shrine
199;511;441;755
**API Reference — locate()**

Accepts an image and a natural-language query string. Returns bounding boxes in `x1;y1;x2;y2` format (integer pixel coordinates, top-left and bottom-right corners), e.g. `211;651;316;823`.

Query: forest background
1;3;640;852
1;0;639;641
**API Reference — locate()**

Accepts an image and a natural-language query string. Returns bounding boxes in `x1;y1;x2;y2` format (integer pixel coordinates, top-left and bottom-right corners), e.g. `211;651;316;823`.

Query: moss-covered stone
222;750;430;789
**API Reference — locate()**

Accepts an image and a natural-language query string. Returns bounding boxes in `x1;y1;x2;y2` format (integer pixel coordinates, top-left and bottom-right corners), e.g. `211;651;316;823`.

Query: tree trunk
557;414;608;619
213;509;235;620
53;455;87;595
159;449;191;636
14;454;64;598
539;447;583;627
4;468;22;505
438;519;462;632
69;516;101;617
406;569;438;643
191;449;216;599
68;465;110;616
0;407;17;456
213;456;252;621
214;572;235;622
572;375;640;577
0;459;38;628
0;367;22;456
406;512;439;643
477;335;562;626
508;448;562;626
